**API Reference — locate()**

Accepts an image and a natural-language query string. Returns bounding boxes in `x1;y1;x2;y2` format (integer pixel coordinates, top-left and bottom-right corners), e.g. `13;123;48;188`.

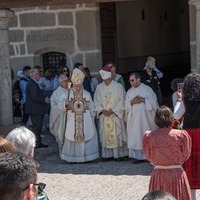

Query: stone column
0;9;14;125
189;0;200;72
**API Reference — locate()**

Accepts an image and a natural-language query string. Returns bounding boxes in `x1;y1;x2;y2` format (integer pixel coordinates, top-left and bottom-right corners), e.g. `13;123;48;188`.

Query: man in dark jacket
25;69;49;148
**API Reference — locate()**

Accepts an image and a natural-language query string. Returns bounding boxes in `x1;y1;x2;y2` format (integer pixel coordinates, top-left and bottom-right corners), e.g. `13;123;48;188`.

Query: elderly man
125;72;158;164
49;74;69;156
6;126;36;158
58;68;99;163
0;152;38;200
94;65;128;160
74;62;93;97
25;69;49;148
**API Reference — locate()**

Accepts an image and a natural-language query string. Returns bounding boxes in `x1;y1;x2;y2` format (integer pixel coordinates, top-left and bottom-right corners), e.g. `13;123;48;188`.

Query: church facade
0;0;200;125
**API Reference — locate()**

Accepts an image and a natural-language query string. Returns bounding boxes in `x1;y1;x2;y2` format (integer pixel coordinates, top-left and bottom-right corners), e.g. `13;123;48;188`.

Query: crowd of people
6;56;200;200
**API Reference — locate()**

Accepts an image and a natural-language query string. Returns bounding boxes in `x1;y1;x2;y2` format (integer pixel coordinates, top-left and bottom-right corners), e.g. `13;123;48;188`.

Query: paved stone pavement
34;131;200;200
34;131;152;200
1;125;200;200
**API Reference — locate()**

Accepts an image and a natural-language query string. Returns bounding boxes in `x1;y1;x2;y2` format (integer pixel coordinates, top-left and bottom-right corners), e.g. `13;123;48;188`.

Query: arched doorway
100;0;190;105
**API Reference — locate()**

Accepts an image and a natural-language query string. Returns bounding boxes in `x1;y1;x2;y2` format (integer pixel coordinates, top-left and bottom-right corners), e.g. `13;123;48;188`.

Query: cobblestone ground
34;131;152;200
34;131;200;200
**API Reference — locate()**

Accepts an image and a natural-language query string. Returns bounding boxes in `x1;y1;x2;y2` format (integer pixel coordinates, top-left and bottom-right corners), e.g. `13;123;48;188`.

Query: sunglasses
129;79;135;82
63;70;68;72
22;182;46;192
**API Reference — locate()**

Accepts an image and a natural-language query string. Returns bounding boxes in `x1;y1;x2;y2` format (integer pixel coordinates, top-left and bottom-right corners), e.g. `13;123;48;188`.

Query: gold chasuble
66;90;90;142
104;92;117;148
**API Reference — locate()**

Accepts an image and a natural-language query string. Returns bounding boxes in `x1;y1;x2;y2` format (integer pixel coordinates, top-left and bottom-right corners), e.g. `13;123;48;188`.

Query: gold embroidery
67;91;90;142
103;91;117;148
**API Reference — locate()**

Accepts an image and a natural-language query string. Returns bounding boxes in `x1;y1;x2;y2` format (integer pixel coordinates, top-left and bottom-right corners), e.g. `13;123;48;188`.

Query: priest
59;68;99;163
94;65;128;160
49;74;69;156
125;72;158;164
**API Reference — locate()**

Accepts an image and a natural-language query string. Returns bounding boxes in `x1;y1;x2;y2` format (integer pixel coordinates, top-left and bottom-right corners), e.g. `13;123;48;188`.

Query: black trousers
22;103;29;125
30;114;44;146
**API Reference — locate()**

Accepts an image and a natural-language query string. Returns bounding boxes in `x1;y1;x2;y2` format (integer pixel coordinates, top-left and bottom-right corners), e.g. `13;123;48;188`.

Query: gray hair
30;68;39;78
59;74;68;82
6;126;36;156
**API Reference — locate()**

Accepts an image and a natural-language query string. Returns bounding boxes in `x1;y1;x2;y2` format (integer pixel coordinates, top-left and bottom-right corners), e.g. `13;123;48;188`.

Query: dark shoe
35;143;48;148
101;157;113;162
132;159;145;164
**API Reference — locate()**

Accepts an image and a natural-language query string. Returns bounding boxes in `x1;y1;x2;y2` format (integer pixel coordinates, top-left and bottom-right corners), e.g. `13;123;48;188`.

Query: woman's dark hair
44;69;55;80
154;106;174;128
57;66;69;77
105;61;116;68
84;67;92;82
183;73;200;102
142;190;176;200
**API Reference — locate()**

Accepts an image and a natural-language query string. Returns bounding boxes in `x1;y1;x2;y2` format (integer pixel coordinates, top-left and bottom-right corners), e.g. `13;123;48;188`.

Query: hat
59;74;68;82
17;70;23;78
71;68;85;84
99;65;112;80
145;60;155;69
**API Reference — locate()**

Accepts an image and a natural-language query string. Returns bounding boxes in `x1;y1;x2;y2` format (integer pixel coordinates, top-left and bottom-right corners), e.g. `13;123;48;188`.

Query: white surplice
58;88;99;163
125;83;158;160
94;80;128;158
49;86;68;156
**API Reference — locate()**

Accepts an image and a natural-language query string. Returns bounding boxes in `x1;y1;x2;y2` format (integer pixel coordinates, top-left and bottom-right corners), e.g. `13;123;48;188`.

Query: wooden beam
0;0;129;9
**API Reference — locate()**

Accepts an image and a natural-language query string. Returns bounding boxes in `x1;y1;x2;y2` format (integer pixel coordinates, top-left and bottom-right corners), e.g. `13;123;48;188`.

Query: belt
154;165;182;169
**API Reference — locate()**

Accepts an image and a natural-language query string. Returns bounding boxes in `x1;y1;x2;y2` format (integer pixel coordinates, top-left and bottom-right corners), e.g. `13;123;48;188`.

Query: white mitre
71;68;85;84
99;65;112;80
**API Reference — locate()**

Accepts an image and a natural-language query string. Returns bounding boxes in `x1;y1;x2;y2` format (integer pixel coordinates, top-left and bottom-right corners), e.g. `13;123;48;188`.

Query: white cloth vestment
94;80;128;158
58;88;99;163
125;83;158;159
49;86;68;156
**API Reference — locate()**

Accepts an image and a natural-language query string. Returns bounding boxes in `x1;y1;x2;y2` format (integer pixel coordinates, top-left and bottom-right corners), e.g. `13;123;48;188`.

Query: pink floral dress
143;128;191;200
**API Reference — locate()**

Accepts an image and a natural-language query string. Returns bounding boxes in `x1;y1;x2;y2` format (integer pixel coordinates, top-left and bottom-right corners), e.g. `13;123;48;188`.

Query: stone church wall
9;3;102;75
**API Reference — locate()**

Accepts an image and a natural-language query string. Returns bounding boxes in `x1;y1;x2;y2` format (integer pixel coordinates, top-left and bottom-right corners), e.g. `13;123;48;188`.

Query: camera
177;83;184;91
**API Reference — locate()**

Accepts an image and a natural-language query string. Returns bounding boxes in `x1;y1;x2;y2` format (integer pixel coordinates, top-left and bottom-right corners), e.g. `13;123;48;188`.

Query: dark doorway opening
100;2;117;66
43;52;66;73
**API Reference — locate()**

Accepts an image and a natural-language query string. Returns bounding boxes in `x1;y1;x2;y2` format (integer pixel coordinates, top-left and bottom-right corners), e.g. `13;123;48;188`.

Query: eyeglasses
22;182;46;192
129;79;135;82
61;80;68;83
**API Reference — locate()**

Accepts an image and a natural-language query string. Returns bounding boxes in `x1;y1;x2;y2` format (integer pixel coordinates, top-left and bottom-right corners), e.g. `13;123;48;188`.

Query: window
43;52;66;74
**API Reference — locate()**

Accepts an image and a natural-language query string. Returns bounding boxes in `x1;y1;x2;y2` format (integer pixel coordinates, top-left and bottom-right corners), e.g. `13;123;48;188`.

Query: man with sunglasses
125;72;158;164
0;152;38;200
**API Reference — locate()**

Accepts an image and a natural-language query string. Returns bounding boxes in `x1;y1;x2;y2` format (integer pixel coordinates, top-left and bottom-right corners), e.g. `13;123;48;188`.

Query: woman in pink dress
143;106;191;200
